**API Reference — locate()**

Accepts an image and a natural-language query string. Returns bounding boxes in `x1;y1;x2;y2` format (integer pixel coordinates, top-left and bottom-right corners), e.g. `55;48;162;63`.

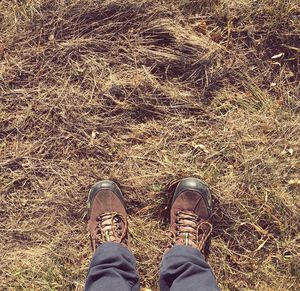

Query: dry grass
0;0;299;290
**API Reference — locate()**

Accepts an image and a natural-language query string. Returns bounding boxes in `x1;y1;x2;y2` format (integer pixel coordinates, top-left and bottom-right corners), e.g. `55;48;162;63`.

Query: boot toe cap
173;177;212;213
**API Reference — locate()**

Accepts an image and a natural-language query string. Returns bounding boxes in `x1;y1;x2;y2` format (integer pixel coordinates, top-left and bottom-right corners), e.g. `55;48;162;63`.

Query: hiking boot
169;177;213;255
87;180;128;251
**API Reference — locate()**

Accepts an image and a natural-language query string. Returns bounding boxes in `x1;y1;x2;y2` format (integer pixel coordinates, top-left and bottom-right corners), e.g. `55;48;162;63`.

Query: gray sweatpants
85;242;219;291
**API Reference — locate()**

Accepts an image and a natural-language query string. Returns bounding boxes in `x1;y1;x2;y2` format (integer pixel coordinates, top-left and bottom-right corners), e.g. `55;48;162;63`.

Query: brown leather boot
87;180;128;251
169;177;213;255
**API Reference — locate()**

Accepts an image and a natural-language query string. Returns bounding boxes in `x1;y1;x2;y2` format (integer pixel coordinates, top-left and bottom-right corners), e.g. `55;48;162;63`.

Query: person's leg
85;242;139;291
159;177;219;291
85;180;140;291
160;245;218;291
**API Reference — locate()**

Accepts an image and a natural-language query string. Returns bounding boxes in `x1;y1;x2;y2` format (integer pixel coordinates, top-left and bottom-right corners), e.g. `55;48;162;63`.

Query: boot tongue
174;211;212;250
175;211;198;247
97;213;126;243
175;232;197;247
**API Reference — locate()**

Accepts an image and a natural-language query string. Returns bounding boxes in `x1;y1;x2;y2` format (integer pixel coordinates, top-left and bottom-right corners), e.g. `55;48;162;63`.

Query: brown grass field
1;0;299;290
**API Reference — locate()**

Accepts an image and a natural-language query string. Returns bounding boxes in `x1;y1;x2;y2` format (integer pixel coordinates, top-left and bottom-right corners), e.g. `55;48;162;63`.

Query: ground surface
1;0;299;290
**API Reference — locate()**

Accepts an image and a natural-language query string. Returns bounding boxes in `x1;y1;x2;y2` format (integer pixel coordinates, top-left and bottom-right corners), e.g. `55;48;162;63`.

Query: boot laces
96;212;127;245
174;210;212;250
